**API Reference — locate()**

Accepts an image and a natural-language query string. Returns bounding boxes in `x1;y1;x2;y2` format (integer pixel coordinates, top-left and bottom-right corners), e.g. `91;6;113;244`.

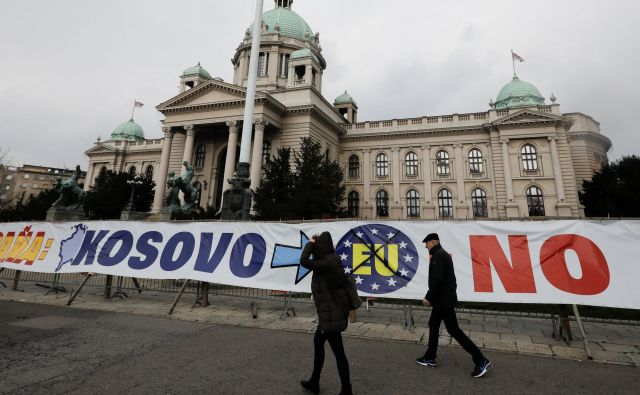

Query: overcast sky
1;0;638;169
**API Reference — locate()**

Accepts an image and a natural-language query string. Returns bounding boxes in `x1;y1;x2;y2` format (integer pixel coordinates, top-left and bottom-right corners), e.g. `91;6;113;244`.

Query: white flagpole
511;50;516;76
238;0;264;178
131;100;136;120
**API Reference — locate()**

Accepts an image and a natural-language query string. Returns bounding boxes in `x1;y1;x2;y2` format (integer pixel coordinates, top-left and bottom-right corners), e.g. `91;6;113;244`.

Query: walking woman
299;231;353;395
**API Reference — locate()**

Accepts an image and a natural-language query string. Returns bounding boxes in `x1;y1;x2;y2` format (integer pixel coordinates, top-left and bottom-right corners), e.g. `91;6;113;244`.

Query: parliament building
84;0;611;220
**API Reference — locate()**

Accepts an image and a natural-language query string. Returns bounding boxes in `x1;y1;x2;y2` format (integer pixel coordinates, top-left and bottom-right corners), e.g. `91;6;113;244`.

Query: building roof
182;62;212;79
250;4;314;41
291;48;320;63
495;76;545;109
110;119;145;141
334;91;356;106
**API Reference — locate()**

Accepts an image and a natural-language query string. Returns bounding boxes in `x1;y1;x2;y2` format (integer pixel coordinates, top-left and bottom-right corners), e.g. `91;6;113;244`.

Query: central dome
111;119;144;141
249;3;314;41
495;76;545;109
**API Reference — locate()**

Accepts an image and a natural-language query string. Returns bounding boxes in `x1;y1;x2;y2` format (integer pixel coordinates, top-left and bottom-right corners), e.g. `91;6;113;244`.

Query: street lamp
125;177;143;212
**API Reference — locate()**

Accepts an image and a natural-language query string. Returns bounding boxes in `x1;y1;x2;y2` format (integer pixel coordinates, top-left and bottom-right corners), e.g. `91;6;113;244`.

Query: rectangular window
6;175;13;180
23;174;30;179
280;54;290;77
257;53;268;77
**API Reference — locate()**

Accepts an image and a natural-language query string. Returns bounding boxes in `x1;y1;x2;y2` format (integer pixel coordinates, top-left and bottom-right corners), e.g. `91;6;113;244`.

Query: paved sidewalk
1;281;638;367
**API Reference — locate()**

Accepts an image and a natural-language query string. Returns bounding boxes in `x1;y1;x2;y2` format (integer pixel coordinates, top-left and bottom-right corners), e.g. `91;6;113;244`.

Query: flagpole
131;100;136;120
511;50;516;77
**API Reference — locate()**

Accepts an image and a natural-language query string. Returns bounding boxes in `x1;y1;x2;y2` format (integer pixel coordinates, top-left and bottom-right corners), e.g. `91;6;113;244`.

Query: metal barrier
1;268;639;334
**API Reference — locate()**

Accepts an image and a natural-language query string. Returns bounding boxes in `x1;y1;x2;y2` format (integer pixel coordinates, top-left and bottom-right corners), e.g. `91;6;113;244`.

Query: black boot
338;383;352;395
300;378;320;394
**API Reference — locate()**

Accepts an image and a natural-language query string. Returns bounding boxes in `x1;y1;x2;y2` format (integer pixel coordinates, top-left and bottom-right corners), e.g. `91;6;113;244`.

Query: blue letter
71;230;109;266
129;231;163;270
229;233;266;278
160;232;195;271
194;233;233;274
98;231;133;267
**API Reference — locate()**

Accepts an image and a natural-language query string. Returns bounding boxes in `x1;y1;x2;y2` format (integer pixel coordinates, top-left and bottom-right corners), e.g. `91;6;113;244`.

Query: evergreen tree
84;170;155;219
253;147;295;220
580;155;640;217
292;137;345;219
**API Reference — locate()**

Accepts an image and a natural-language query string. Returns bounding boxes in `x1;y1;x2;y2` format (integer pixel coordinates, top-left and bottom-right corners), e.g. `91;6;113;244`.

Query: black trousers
311;327;351;387
424;306;485;365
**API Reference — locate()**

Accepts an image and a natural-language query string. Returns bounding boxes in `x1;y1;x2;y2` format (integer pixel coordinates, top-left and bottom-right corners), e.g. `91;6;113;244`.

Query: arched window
128;166;137;176
262;140;271;165
195;144;206;168
438;189;453;218
521;144;539;171
376;189;389;217
527;186;545;217
375;153;389;177
348;191;360;218
406;189;420;218
471;188;488;217
436;150;450;175
405;151;418;177
348;155;360;179
145;165;154;181
469;148;483;174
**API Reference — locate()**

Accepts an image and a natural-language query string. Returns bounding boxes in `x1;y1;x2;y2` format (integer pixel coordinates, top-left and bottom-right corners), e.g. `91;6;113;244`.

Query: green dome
250;5;314;41
111;119;145;141
182;62;212;79
495;76;545;109
334;91;356;106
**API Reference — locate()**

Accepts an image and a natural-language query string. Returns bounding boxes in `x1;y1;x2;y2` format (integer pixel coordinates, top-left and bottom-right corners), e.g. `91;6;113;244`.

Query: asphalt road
0;301;637;395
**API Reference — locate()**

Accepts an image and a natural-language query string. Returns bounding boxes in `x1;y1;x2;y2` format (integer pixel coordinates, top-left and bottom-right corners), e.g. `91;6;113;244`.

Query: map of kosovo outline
56;224;88;272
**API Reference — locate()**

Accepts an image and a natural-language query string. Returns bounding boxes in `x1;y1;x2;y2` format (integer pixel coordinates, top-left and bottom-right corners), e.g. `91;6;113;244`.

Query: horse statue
163;162;200;215
165;171;181;209
51;165;86;210
175;161;200;212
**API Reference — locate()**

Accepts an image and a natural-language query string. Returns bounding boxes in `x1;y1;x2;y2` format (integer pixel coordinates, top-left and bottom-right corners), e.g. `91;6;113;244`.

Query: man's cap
423;233;440;243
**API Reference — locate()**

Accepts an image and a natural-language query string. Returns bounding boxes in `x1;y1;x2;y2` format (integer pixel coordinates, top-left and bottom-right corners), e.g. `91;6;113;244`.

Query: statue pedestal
46;207;85;222
120;210;152;221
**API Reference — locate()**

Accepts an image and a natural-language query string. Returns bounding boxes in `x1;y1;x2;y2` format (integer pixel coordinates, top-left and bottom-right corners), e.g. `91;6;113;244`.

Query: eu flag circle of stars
335;224;419;295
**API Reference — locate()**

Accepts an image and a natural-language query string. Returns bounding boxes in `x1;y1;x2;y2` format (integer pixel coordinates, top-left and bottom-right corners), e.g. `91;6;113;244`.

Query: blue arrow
271;231;311;284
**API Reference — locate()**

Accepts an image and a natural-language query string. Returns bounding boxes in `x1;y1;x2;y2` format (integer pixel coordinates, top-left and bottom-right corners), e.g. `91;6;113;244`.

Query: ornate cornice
340;126;487;142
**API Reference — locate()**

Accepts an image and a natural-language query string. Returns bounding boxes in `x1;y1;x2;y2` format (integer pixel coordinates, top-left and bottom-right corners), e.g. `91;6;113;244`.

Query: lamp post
125;177;143;212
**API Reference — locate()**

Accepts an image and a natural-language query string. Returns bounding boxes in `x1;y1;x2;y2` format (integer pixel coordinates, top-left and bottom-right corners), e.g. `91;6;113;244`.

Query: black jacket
300;232;350;333
425;243;458;308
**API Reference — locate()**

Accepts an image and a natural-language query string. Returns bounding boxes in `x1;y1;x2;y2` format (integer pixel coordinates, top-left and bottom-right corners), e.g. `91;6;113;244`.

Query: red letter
540;235;610;295
470;235;537;293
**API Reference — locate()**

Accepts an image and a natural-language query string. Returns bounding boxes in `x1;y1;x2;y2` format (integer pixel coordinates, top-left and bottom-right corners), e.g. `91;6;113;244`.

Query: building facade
84;0;611;219
0;165;86;208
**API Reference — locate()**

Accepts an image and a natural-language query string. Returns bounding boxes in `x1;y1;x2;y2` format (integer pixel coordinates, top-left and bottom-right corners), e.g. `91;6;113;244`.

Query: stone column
182;125;195;165
454;144;469;218
83;163;95;191
421;146;436;219
222;121;239;195
501;139;519;217
549;137;565;202
250;118;267;193
391;147;402;218
549;136;572;216
152;127;174;212
305;65;313;85
362;149;372;218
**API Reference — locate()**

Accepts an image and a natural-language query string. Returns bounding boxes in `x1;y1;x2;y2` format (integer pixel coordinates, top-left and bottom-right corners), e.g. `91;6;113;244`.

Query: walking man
416;233;492;377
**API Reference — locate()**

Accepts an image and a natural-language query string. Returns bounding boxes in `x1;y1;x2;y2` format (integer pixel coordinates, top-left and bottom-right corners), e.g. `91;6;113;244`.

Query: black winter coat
425;243;459;308
300;232;350;333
